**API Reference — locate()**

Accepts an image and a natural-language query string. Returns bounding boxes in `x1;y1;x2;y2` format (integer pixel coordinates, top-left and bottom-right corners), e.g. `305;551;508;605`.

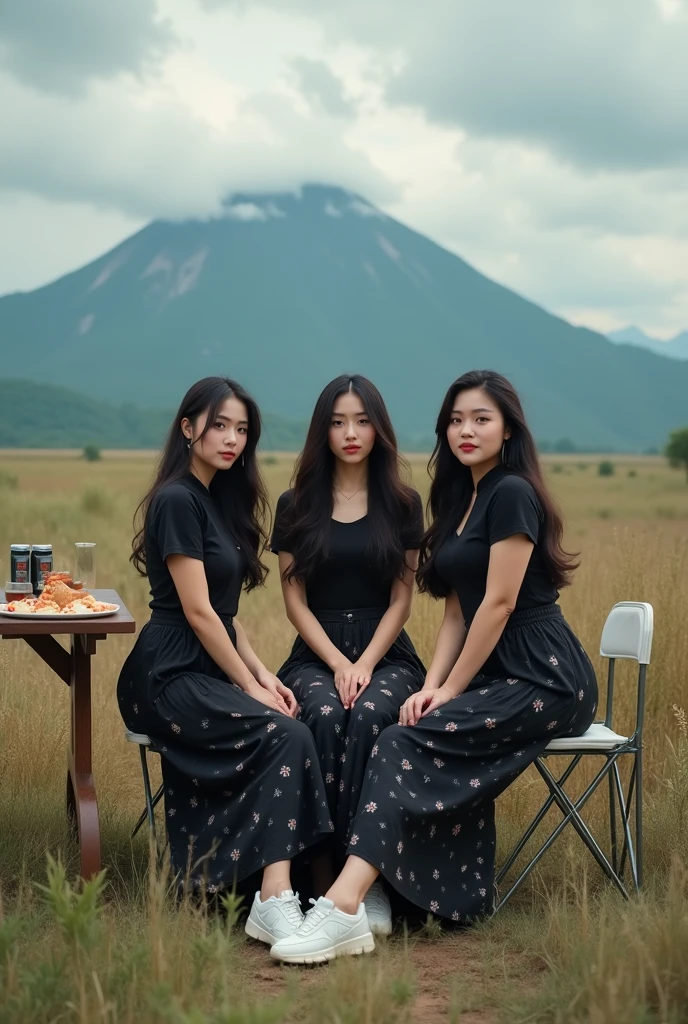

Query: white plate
0;603;120;620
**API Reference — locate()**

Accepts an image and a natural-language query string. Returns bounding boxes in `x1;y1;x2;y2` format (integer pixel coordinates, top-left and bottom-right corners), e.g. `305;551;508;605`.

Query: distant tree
665;427;688;482
83;444;101;462
598;460;614;477
553;438;576;453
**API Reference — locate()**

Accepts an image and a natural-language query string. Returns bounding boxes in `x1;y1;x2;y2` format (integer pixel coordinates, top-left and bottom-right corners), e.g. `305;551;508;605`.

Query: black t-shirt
271;488;424;611
434;465;558;623
146;474;246;619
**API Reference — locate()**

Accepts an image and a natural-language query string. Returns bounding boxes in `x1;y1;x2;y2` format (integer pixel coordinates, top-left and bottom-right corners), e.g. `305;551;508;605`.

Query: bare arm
422;590;467;690
233;617;270;683
399;589;466;725
166;555;288;714
401;535;534;724
440;535;534;698
234;616;298;717
357;552;417;670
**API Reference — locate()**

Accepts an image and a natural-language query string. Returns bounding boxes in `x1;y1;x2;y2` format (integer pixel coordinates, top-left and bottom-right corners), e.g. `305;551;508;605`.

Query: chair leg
635;747;643;889
131;783;164;840
608;768;618;873
613;761;638;890
616;758;638;881
496;755;582;886
496;755;630;911
138;744;157;843
536;760;629;899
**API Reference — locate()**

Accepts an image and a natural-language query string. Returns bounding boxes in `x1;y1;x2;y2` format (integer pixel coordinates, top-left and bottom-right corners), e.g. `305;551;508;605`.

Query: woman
270;369;598;963
271;374;425;934
117;376;331;946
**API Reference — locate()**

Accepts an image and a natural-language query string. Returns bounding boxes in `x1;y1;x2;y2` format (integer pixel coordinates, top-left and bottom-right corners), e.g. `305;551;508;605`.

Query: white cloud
208;0;688;171
0;66;393;222
290;57;356;118
0;0;175;94
1;0;687;338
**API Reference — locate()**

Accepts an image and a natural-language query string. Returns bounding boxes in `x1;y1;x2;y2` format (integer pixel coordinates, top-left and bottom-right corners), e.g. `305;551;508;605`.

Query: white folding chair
495;601;653;909
124;729;165;844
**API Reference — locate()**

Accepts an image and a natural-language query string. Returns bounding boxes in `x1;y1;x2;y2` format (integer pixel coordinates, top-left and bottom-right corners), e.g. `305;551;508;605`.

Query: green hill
0;379;308;450
1;185;687;450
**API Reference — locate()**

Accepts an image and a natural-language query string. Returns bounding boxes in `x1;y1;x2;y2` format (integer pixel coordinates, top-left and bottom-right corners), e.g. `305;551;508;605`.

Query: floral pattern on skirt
347;605;598;921
117;614;332;890
278;607;424;860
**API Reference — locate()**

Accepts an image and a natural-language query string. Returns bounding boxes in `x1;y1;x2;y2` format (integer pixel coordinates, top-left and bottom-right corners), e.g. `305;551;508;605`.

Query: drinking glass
75;542;96;589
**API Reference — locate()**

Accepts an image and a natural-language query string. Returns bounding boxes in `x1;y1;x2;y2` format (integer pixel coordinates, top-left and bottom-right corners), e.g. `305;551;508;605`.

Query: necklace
335;486;366;501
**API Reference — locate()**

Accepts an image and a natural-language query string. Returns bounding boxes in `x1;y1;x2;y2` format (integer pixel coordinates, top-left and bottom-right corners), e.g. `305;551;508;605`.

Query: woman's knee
303;697;347;736
373;722;405;755
348;701;398;740
280;713;322;752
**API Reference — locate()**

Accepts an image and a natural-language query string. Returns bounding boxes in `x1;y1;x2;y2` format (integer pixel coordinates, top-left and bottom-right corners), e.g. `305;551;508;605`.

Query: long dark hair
281;375;418;583
417;369;577;597
131;376;269;591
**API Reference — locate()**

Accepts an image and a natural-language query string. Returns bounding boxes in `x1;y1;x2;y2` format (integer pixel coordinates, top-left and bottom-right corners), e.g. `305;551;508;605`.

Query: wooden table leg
66;634;101;878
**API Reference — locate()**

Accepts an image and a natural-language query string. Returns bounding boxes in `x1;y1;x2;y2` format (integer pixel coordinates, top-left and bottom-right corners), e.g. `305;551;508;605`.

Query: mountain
608;326;688;361
0;379;308;450
1;184;687;450
608;326;658;348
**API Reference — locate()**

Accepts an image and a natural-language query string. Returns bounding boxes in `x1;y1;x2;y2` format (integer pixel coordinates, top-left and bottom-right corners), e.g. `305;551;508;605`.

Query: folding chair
124;729;165;844
495;601;653;910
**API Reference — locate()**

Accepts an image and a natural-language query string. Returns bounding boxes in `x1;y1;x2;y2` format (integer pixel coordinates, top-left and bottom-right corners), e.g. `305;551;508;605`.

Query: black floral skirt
346;604;598;921
277;607;425;861
117;611;332;890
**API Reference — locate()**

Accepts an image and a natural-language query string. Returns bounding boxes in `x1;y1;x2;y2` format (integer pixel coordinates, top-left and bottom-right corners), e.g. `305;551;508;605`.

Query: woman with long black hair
270;369;598;964
117;377;331;945
271;374;425;934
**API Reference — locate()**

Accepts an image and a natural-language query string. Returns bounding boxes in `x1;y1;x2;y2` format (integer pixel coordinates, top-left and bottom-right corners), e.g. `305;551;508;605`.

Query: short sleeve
150;485;204;562
486;476;541;546
400;490;424;549
271;490;294;553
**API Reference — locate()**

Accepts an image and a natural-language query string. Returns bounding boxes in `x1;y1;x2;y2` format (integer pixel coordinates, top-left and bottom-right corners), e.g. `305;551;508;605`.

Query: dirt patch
234;929;537;1023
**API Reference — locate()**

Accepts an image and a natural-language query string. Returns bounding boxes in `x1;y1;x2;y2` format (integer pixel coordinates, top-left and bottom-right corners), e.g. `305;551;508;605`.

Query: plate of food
0;573;119;618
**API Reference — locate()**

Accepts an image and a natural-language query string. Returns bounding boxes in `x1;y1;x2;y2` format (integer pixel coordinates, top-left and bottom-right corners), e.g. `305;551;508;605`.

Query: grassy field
1;451;688;1023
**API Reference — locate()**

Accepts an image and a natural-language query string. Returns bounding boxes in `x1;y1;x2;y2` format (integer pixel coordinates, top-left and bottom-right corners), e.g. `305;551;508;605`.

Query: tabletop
0;589;136;636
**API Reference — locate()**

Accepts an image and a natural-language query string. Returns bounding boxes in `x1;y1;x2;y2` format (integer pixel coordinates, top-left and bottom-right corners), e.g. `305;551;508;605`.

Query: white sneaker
269;896;375;964
363;880;392;936
244;889;304;945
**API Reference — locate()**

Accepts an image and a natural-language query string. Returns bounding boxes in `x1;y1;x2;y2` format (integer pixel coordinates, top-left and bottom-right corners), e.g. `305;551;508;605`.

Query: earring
501;439;509;465
241;454;245;467
186;437;192;451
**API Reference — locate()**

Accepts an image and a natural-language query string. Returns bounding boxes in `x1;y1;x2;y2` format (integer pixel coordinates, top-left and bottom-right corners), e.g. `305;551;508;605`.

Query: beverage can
31;545;53;595
10;544;31;585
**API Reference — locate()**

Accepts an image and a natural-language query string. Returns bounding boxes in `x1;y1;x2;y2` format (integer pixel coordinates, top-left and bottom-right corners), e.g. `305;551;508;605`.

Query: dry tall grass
1;452;688;1023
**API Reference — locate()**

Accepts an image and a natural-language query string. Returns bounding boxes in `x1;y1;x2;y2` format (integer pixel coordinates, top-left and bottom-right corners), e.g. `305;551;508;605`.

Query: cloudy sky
1;0;687;337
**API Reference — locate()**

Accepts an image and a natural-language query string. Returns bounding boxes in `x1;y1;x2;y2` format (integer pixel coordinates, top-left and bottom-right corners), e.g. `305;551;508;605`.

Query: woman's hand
256;672;298;717
347;659;375;708
333;658;361;710
244;679;291;716
399;686;454;726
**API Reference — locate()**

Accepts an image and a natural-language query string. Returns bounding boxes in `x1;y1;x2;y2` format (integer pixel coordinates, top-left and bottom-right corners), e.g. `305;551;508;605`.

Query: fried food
42;578;90;608
3;575;117;615
7;598;39;613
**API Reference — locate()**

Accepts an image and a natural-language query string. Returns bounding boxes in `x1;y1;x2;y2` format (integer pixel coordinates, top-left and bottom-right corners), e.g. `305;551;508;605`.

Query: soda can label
10;546;31;584
31;547;53;594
